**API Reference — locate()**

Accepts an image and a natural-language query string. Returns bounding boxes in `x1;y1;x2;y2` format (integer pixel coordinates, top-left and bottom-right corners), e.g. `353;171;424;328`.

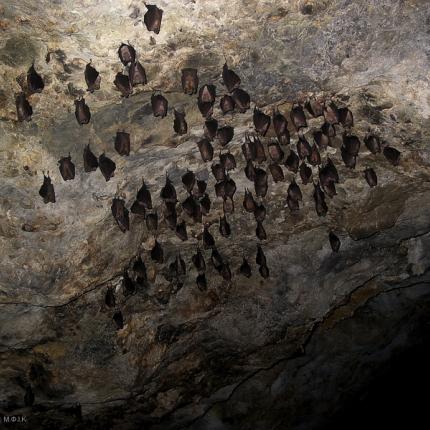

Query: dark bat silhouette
151;93;168;117
273;111;290;145
256;221;267;240
288;179;302;202
259;264;269;279
240;257;252;278
212;163;226;182
200;193;211;215
203;224;215;249
254;203;266;222
27;64;44;93
211;248;224;271
341;147;356;169
219;215;231;238
364;134;381;154
290;104;307;129
321;122;336;137
196;273;207;291
287;195;299;211
243;189;256;212
256;244;267;266
144;4;163;34
115;131;130;156
160;175;177;202
305;97;323;117
58;154;75;181
329;231;340;252
308;144;321;166
192;247;206;273
118;43;136;65
297;136;311;159
182;195;198;218
223;196;234;214
222;63;241;92
313;183;328;217
231;88;250;112
253;108;271;136
74;98;91;125
220;151;236;171
136;179;152;209
342;134;361;156
111;198;129;232
182;170;195;193
181;68;198;95
39;173;56;204
324;102;339;125
204;118;218;140
151;240;164;263
24;385;34;406
268;140;284;162
98;153;116;181
242;134;257;162
198;84;216;104
217;126;234;147
254;136;266;163
254;168;268;198
299;162;312;185
173;109;187;135
105;288;116;308
198;101;213;118
269;163;284;183
114;73;132;97
83;144;98;172
175;220;188;241
113;311;124;329
313;130;330;150
245;159;256;181
146;212;158;232
197;138;214;162
364;167;377;187
383;146;401;166
338;107;353;127
85;61;100;92
220;95;235;114
129;61;147;86
284;149;299;173
16;93;32;122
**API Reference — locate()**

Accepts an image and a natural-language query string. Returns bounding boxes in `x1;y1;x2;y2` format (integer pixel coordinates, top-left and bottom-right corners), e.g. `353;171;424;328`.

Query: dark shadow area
325;339;430;429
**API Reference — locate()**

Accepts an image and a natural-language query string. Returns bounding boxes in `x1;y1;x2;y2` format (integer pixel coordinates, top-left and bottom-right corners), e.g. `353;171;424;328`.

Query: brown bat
254;203;266;222
204;118;218;140
256;221;267;240
338;107;354;127
27;63;44;93
130;200;146;216
39;173;56;204
313;130;330;150
58;154;75;180
244;159;256;181
220;263;232;281
313;182;328;216
284;150;299;173
182;170;195;193
259;264;269;279
383;146;401;166
105;288;116;308
219;215;231;237
308;144;321;166
364;167;377;187
114;72;132;97
115;131;130;156
182;195;198;218
211;248;224;271
136;180;153;209
151;240;164;263
364;134;381;154
321;122;336;138
197;138;214;162
192;247;206;273
220;95;235;114
181;68;198;95
273;111;290;145
222;63;241;92
243;189;257;212
290;104;307;129
223;196;234;214
268;140;284;162
99;153;116;181
151;93;168;117
341;147;356;169
203;224;215;249
173;109;187;135
323;102;339;125
217;126;234;146
329;231;340;252
215;180;227;199
220;151;236;171
198;84;216;104
269;163;284;183
198;101;213;118
195;180;207;198
16;93;32;122
254;136;266;163
231;88;250;112
129;61;147;86
118;43;136;65
288;179;302;202
164;202;177;229
326;158;339;183
256;244;267;266
200;193;211;215
253;108;271;136
297;136;311;159
111;198;130;232
319;167;337;198
286;195;299;211
242;134;257;162
175;220;188;241
146;212;158;232
240;257;252;278
224;177;237;198
342;134;361;156
144;4;163;34
212;163;226;182
74;97;91;124
85;61;101;92
160;175;177;202
299;162;312;185
196;273;207;291
305;97;323;117
254;168;268;198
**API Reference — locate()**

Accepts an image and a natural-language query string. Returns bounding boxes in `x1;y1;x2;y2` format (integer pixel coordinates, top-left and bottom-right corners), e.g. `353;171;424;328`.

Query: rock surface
1;0;430;428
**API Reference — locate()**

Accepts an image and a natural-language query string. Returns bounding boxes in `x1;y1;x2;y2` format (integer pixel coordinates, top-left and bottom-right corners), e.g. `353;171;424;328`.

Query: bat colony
16;4;403;342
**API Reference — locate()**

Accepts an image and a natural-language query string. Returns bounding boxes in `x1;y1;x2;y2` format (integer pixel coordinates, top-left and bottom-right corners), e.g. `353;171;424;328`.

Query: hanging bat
58;154;75;180
220;151;236;171
323;102;339;125
284;149;299;173
129;61;147;86
329;231;340;252
83;144;98;172
273;111;290;145
198;84;216;104
338;107;353;127
114;131;130;156
383;146;401;166
113;311;124;329
27;63;44;93
151;93;168;117
200;193;211;215
222;63;241;92
256;221;267;240
313;130;330;150
223;196;234;214
192;247;206;273
217;126;234;147
198;101;213;118
16;93;32;122
220;95;235;114
240;257;252;278
111;198;130;232
321;122;336;137
181;68;198;95
290;104;307;129
196;273;207;291
313;182;328;217
268;140;284;162
212;163;226;182
299;162;312;185
114;73;132;97
305;97;323;117
204;118;218;140
254;203;266;222
254;136;266;163
144;4;163;34
175;220;188;241
160;175;177;202
98;154;116;181
118;43;136;65
173;109;187;135
269;163;284;183
253;108;271;136
151;240;164;263
182;170;195;193
105;288;116;308
254;168;268;198
231;88;250;112
297;136;311;159
39;173;56;203
197;138;214;162
259;264;269;279
243;189;256;212
341;147;356;169
245;159;256;181
364;134;381;154
203;224;215;248
288;179;302;202
308;144;321;166
242;134;257;162
256;244;267;266
74;98;91;125
85;61;100;92
342;134;361;156
219;215;231;237
364;167;377;187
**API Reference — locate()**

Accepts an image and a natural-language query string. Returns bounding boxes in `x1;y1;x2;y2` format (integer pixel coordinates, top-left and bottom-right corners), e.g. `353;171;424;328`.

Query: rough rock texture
1;0;430;428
